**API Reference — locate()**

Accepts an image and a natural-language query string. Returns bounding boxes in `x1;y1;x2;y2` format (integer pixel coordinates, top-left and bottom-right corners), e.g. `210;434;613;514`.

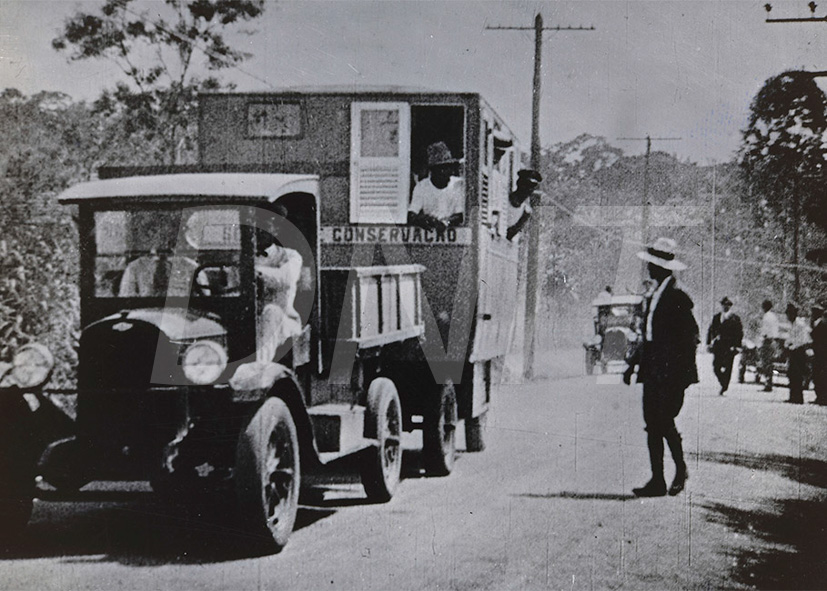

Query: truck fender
230;361;320;469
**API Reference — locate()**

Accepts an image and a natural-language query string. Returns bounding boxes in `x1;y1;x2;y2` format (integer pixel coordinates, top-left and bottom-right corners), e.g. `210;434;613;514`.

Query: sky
3;0;827;163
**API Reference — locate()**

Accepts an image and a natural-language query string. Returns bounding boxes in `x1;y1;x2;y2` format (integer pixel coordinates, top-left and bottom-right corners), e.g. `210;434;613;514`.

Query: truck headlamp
11;343;54;390
182;340;227;385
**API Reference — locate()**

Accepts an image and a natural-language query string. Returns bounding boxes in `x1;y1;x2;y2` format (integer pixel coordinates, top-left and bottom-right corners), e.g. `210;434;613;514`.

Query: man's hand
622;366;634;385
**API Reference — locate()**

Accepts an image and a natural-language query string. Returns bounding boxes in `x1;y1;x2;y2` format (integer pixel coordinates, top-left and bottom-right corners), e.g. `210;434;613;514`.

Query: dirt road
1;351;825;590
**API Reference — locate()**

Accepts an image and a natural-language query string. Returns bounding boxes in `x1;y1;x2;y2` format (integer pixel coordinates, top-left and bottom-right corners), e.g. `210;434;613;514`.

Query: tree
739;70;827;300
52;0;266;164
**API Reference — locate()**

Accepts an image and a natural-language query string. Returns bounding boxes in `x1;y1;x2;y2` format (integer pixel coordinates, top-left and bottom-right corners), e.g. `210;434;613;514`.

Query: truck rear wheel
464;412;487;453
360;378;402;502
423;382;457;476
235;397;300;552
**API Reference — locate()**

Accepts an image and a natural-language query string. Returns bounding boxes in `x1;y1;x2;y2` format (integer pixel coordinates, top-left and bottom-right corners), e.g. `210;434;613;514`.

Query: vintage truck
0;88;527;551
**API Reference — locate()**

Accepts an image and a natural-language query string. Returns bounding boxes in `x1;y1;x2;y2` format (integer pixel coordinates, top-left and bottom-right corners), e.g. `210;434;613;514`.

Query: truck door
472;120;521;362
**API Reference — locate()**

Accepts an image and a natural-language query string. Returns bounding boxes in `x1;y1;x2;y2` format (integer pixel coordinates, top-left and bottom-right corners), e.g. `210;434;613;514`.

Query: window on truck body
349;102;411;224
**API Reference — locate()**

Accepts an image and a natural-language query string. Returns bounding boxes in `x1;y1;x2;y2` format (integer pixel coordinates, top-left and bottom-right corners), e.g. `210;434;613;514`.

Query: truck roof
201;85;474;96
57;173;319;204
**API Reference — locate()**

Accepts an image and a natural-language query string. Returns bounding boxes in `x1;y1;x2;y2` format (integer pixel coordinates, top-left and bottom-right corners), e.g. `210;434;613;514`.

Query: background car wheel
360;378;403;502
235;397;300;552
423;382;457;476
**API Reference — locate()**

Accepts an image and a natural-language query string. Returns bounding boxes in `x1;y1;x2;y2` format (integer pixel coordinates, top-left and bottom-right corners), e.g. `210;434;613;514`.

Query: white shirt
409;176;464;224
760;310;780;339
785;317;812;350
645;275;673;342
255;244;303;362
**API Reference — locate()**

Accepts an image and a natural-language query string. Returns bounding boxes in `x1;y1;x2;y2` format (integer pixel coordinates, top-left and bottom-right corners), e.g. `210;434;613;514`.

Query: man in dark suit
706;296;744;395
624;237;699;497
811;300;827;406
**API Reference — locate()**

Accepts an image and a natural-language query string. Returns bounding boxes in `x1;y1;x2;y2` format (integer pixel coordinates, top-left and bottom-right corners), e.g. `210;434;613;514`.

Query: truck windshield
93;207;242;298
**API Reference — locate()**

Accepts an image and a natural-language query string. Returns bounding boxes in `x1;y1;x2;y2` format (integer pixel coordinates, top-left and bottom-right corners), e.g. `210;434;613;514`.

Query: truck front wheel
235;397;300;552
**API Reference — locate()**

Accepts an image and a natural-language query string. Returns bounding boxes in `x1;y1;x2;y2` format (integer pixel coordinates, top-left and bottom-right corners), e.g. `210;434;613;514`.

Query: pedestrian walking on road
784;303;812;405
811;300;827;405
706;296;743;395
623;237;699;497
759;299;780;392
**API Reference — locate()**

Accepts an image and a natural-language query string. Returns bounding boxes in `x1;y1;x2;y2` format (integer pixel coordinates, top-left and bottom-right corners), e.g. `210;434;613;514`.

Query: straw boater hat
426;142;461;167
637;237;687;271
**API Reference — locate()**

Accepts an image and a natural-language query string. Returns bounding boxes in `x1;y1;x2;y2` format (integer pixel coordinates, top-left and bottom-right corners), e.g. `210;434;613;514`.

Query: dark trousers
712;348;737;390
760;338;776;388
787;347;807;404
642;381;686;482
814;362;826;404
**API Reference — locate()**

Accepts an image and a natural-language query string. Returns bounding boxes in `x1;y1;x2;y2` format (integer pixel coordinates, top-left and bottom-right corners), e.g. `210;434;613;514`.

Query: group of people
621;236;826;498
407;141;542;240
703;294;824;405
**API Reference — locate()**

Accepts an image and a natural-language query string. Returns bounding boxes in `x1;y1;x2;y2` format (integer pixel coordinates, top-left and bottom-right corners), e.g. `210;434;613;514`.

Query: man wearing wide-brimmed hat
623;237;699;497
408;142;464;230
706;296;743;395
505;168;542;241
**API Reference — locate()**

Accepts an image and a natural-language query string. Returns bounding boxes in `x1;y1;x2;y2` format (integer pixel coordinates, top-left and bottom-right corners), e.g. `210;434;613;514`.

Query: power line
486;13;594;379
536;190;825;274
616;135;682;284
118;3;277;90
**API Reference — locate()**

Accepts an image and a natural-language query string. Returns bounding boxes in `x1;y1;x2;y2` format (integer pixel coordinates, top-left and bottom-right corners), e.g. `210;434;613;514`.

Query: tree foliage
52;0;266;164
0;90;91;385
739;70;827;231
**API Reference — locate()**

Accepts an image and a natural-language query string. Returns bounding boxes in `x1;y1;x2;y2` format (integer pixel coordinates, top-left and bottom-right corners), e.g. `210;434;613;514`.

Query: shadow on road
692;450;827;490
0;449;430;565
0;493;336;565
702;497;827;590
697;450;827;590
514;492;637;501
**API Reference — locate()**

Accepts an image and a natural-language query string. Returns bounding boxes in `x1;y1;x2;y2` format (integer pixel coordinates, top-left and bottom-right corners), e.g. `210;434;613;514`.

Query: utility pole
617;135;681;282
487;14;593;380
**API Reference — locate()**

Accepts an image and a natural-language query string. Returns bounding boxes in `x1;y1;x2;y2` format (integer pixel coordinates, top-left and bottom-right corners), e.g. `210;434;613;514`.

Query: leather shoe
632;479;666;497
668;471;688;496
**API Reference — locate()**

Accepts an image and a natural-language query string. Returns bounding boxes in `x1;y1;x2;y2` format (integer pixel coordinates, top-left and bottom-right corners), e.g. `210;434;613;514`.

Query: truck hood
89;308;226;342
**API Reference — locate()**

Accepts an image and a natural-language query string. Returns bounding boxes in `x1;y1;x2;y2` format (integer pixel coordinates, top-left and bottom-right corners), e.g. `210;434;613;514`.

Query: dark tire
39;438;89;494
0;398;39;541
423;382;458;476
0;495;32;542
464;412;487;453
235;397;300;552
360;378;403;502
0;457;34;541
